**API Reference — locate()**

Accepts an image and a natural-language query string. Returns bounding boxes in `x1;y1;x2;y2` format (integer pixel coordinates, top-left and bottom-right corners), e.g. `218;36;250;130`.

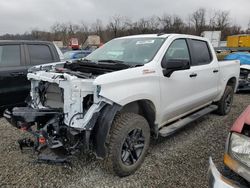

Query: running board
159;105;218;137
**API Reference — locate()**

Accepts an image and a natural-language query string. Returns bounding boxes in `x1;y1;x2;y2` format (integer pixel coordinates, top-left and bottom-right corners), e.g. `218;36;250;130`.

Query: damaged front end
238;67;250;91
4;61;122;163
4;107;69;162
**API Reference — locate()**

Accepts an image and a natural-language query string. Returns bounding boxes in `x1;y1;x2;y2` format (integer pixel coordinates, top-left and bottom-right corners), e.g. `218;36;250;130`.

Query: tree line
1;8;249;45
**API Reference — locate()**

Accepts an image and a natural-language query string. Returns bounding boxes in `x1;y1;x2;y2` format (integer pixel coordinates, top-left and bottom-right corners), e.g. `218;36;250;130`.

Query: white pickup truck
4;34;240;177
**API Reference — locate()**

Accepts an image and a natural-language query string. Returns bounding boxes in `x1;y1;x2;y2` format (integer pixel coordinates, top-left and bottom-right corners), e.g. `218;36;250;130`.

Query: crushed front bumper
3;107;70;162
208;157;246;188
4;107;62;127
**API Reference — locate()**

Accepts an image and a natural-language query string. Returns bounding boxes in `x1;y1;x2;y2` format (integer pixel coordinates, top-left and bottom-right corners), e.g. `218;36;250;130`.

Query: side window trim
206;41;213;62
162;38;192;66
20;43;29;66
49;44;60;61
0;44;22;67
187;39;213;66
26;44;54;65
24;44;31;66
186;39;194;66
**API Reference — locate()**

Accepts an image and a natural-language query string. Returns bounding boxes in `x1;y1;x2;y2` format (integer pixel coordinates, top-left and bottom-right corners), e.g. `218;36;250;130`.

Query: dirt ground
0;93;250;188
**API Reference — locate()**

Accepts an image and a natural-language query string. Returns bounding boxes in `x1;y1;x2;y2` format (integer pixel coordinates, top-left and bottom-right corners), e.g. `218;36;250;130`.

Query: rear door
187;39;219;107
25;43;57;67
0;43;29;109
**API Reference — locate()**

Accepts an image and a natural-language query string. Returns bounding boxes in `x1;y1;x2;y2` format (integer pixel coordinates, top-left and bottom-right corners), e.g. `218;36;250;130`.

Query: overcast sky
0;0;249;35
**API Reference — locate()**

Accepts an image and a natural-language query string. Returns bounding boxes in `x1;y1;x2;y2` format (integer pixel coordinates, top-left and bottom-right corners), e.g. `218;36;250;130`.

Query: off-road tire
105;113;150;177
216;86;234;115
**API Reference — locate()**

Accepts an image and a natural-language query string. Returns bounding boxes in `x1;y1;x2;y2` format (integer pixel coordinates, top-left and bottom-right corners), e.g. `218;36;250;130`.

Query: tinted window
165;39;190;61
28;45;53;65
190;40;212;66
0;45;21;67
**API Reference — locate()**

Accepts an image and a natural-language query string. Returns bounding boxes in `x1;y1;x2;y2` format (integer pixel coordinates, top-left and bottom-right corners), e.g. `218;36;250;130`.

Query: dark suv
0;40;61;112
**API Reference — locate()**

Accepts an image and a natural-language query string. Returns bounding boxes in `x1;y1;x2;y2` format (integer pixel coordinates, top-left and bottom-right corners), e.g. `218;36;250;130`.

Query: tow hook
17;133;46;151
18;138;35;150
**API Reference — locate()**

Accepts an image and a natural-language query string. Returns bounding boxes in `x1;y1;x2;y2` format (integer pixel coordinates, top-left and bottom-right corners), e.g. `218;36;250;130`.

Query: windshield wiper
98;59;134;67
98;59;124;64
78;58;92;63
98;59;145;68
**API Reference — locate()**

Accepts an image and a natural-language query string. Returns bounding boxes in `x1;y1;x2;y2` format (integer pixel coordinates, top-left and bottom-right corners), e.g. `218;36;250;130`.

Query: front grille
43;83;64;109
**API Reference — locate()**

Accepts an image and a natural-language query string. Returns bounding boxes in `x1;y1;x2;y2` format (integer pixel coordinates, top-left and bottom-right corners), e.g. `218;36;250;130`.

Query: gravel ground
0;93;250;188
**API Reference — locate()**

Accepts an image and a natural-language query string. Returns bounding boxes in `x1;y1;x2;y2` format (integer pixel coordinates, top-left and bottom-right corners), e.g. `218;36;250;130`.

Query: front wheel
216;86;234;115
106;113;150;177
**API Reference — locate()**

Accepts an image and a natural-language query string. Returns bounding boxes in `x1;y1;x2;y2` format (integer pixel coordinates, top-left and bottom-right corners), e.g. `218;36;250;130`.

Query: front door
159;39;202;125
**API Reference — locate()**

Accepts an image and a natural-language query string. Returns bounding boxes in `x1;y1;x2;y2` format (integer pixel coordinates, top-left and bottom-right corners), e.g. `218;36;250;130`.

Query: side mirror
161;58;190;77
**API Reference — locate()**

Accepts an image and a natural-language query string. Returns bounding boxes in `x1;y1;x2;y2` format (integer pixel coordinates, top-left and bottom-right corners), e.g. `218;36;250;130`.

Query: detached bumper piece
3;107;69;163
208;157;246;188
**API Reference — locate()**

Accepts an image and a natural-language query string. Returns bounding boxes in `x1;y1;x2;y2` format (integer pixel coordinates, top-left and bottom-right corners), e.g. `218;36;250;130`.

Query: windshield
64;51;77;59
86;37;165;65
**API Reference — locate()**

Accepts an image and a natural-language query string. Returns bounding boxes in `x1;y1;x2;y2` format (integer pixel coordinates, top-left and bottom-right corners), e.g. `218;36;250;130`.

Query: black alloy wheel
121;128;145;166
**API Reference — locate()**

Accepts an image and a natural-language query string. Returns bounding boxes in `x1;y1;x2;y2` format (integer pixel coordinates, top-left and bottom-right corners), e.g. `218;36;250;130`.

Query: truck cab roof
0;40;54;44
117;33;208;41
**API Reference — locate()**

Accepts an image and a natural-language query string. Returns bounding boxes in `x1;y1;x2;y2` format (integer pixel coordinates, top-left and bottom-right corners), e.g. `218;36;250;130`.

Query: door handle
213;69;219;73
189;73;197;78
11;72;24;76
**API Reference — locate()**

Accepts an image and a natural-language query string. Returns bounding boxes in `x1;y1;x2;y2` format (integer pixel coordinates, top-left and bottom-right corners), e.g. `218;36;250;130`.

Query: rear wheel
106;113;150;177
216;86;234;115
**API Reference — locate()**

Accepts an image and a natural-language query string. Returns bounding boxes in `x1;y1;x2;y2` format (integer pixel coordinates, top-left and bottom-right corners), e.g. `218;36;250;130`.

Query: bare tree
247;20;250;33
137;18;151;33
208;10;217;30
191;8;206;35
91;19;103;36
159;14;173;32
215;10;230;30
0;8;244;43
172;15;185;33
50;22;69;45
148;16;160;32
107;15;126;38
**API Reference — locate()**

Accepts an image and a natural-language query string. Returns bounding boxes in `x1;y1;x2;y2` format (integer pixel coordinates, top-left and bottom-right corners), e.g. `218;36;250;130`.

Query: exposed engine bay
4;60;125;162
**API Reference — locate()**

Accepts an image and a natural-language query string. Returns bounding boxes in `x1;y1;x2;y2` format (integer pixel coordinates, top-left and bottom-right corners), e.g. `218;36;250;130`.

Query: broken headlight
229;132;250;167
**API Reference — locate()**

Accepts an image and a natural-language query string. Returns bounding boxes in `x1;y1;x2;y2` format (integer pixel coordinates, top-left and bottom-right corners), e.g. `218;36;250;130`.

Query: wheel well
120;100;157;137
227;77;237;91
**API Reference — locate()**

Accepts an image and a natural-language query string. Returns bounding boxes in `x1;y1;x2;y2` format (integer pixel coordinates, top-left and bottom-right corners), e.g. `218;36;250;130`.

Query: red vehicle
209;106;250;187
69;38;80;50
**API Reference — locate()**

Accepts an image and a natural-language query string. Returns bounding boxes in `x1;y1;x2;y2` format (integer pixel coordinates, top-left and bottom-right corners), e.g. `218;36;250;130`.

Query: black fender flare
92;103;121;159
